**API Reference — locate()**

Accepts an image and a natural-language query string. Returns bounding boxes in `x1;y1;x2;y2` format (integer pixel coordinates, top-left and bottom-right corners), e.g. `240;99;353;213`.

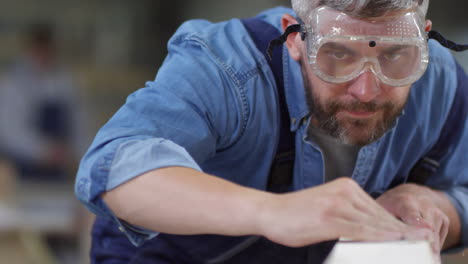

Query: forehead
308;7;424;37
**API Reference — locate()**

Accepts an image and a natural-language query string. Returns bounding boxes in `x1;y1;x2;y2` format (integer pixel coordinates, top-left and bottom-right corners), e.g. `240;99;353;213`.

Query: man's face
300;53;411;146
281;9;427;146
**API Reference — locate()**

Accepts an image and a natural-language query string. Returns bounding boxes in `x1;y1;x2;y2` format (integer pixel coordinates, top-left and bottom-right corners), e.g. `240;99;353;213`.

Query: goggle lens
313;40;425;85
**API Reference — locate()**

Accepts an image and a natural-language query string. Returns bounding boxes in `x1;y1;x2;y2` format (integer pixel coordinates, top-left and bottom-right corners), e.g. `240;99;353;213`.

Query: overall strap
408;62;468;183
241;17;337;264
241;17;296;193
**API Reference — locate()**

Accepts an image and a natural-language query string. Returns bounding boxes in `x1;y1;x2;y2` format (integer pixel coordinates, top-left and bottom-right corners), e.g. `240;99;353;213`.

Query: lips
339;110;378;118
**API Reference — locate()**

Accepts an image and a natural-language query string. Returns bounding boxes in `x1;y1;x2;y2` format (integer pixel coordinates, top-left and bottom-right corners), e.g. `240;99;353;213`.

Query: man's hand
376;183;461;253
258;178;432;248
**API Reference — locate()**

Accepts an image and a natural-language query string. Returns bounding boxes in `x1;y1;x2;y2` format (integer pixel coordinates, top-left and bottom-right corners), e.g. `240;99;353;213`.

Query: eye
383;52;402;61
333;51;347;59
327;50;350;60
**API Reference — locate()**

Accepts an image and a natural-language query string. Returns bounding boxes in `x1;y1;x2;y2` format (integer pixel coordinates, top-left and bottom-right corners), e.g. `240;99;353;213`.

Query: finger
439;215;449;249
433;209;449;249
331;181;407;230
383;198;434;230
421;210;443;253
328;206;428;246
427;209;449;251
350;190;408;227
332;218;404;242
400;212;432;229
408;227;440;254
402;226;434;242
337;199;408;233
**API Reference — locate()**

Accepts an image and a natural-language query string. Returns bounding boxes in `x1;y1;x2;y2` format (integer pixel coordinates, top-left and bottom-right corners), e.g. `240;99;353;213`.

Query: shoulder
170;6;293;41
164;7;294;84
408;40;459;123
397;40;463;151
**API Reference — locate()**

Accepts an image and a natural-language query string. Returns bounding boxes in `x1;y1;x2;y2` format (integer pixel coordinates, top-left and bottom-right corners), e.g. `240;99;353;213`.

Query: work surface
324;240;435;264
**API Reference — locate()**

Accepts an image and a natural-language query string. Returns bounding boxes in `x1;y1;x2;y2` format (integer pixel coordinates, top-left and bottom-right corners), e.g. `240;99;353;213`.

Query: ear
425;19;432;32
281;14;302;61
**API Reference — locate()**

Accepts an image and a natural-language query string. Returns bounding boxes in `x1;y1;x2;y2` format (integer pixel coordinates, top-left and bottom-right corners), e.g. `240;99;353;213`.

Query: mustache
327;100;392;113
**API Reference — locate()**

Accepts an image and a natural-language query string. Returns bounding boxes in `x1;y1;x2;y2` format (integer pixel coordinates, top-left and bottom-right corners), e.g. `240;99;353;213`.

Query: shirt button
118;226;125;232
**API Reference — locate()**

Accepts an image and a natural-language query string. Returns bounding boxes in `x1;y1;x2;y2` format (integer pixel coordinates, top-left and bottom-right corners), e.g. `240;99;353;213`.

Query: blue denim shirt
75;7;468;249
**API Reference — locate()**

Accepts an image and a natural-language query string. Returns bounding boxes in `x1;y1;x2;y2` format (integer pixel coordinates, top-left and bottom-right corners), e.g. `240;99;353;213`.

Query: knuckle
395;195;419;211
435;210;450;224
321;199;340;217
398;200;417;214
442;214;450;225
341;177;359;188
399;193;416;204
336;178;360;196
427;207;440;217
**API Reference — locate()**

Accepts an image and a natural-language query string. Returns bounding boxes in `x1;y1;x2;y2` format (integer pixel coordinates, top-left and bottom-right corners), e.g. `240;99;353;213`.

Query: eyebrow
381;45;413;53
322;42;358;56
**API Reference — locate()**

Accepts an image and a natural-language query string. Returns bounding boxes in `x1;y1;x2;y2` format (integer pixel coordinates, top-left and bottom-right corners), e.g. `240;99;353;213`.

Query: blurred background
0;0;466;263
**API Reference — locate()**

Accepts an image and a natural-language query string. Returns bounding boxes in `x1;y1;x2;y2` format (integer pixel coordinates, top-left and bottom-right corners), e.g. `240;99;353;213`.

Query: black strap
428;31;468;52
266;24;303;60
267;27;468;54
241;17;337;264
408;62;468;184
241;18;295;193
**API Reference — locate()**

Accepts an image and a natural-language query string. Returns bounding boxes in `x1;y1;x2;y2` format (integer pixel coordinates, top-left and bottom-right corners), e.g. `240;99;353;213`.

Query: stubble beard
302;71;408;147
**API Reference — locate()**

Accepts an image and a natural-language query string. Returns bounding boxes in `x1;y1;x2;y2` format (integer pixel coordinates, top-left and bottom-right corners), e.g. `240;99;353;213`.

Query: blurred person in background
0;23;85;181
76;0;468;263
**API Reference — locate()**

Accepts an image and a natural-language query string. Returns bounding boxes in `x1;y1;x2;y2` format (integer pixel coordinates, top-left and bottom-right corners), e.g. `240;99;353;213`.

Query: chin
338;120;383;146
341;134;377;147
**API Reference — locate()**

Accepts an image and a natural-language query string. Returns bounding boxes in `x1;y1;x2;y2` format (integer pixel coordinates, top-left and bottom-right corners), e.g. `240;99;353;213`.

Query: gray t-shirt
308;126;361;182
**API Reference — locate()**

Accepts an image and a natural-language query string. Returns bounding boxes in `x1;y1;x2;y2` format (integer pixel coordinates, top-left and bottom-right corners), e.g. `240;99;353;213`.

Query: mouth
339;110;378;118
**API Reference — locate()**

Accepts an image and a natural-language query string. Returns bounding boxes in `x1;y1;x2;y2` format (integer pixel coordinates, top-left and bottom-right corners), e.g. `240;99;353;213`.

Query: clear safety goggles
301;7;429;87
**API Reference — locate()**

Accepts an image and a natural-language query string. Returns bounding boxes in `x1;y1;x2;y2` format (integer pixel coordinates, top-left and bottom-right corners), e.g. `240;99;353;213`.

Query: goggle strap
267;26;468;61
428;30;468;52
267;24;303;60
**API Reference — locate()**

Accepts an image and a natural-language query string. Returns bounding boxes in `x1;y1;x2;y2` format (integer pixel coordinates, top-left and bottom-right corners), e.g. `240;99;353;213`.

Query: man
0;23;84;180
76;0;468;263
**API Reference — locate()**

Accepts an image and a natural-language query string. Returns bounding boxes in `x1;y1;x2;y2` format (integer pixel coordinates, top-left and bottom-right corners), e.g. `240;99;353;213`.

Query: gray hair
292;0;429;21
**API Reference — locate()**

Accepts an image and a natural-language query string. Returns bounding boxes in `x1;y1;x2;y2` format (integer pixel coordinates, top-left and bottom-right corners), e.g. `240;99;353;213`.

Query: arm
103;166;270;237
104;168;430;247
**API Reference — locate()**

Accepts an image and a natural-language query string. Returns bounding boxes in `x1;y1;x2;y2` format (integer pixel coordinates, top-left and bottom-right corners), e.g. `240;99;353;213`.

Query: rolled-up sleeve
74;19;250;245
107;138;202;191
75;137;204;245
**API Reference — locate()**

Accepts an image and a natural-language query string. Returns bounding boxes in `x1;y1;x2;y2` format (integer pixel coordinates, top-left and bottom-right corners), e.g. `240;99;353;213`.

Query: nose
347;71;381;102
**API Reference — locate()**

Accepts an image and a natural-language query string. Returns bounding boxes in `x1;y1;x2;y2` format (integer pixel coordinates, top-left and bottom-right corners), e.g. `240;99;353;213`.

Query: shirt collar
282;45;310;131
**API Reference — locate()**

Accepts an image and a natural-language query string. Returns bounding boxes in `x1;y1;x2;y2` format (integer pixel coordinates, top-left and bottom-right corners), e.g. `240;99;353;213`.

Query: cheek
379;84;411;105
301;53;349;100
307;69;349;99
